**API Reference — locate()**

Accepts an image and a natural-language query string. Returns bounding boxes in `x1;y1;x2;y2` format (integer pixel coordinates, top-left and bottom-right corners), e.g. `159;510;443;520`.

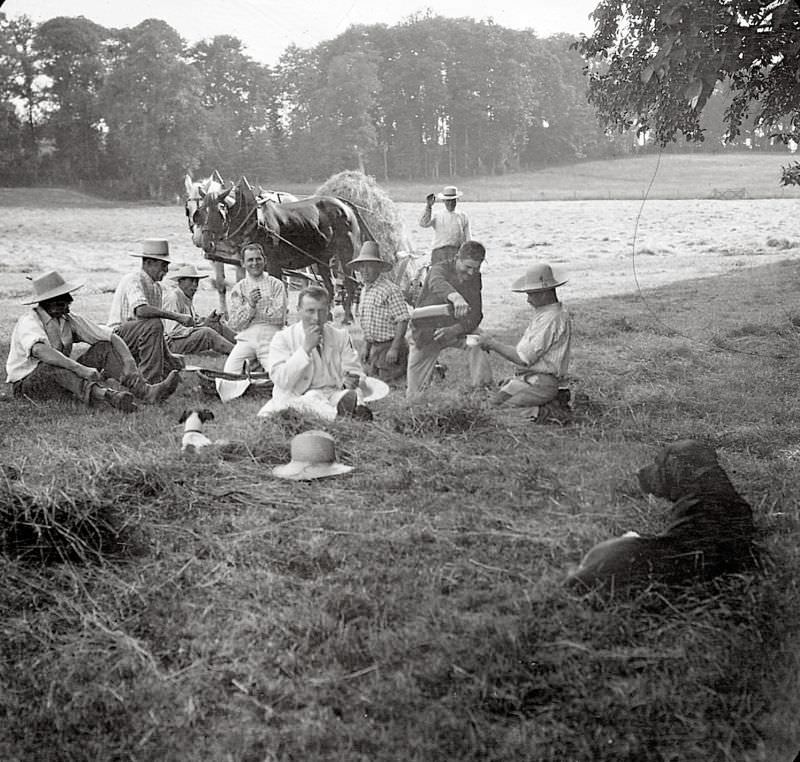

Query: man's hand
433;325;461;343
176;313;195;328
386;344;400;364
448;292;470;318
247;288;262;308
426;193;436;207
475;335;493;352
343;371;360;390
78;366;102;383
303;323;322;354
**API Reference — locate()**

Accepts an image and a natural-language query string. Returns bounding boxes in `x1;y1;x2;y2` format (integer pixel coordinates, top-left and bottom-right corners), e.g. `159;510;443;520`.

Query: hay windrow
315;170;413;260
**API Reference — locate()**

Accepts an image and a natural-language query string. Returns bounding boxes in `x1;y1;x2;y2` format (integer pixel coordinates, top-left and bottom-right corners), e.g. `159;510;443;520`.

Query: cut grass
1;259;800;760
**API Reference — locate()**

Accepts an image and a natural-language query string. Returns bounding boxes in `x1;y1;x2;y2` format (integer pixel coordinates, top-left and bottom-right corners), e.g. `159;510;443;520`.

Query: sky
2;0;600;65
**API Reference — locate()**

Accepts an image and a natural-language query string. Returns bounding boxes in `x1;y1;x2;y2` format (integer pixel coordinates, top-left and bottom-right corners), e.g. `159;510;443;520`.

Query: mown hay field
1;183;800;761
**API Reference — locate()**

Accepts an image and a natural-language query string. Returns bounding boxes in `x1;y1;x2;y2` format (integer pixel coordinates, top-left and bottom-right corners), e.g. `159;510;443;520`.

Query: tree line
0;10;788;200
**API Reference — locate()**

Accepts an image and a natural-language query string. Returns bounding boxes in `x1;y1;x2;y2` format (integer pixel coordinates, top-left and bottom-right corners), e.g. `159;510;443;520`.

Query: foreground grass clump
1;259;800;760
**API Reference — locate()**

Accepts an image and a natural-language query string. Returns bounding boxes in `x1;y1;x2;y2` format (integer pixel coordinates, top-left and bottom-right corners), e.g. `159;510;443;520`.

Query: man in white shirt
258;285;370;421
162;264;234;356
418;185;471;265
216;243;286;402
476;263;572;419
6;271;179;412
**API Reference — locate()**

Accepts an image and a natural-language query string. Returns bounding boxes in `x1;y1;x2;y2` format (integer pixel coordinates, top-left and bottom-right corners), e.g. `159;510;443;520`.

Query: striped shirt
358;274;410;343
226;273;286;333
108;270;162;326
515;303;571;379
418;206;471;249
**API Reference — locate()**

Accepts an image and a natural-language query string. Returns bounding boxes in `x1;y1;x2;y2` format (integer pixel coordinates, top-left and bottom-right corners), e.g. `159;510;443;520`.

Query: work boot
336;389;358;417
101;387;138;413
125;370;181;404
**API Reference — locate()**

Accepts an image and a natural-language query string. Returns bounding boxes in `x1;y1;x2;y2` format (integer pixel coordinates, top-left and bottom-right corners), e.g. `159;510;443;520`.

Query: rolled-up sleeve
68;314;112;345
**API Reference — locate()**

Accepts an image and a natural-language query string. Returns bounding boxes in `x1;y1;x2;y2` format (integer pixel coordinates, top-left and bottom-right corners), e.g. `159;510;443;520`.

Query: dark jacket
410;259;483;347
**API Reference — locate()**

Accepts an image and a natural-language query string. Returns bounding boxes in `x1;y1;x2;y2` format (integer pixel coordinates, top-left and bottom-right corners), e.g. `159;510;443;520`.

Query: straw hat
511;264;567;293
272;430;353;481
169;264;209;280
347;241;391;271
359;376;389;403
437;185;463;200
130;239;172;262
22;270;83;304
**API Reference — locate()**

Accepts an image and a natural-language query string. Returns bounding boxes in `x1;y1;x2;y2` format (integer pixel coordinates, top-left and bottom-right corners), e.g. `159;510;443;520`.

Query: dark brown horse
193;177;371;323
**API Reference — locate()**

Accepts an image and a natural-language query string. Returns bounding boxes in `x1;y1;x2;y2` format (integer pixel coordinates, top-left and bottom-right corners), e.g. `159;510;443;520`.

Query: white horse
184;172;244;316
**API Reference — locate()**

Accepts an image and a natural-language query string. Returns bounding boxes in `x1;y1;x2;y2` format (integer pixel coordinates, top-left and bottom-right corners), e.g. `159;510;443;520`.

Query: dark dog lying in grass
567;440;759;590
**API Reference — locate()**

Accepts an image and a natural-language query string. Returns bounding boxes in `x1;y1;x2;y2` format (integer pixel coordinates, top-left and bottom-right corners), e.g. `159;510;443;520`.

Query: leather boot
124;370;181;404
93;384;138;413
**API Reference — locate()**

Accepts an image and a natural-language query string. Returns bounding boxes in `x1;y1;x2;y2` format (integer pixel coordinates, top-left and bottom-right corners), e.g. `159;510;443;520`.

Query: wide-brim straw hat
359;376;389;403
511;264;568;293
272;430;353;481
22;270;84;304
347;241;392;271
169;264;209;280
437;185;463;200
130;239;172;262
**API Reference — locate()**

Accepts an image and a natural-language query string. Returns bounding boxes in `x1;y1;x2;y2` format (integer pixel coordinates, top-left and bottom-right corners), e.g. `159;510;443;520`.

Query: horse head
185;172;227;249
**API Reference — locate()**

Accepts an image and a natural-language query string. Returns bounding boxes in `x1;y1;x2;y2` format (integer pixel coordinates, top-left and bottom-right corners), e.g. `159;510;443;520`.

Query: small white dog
179;409;229;453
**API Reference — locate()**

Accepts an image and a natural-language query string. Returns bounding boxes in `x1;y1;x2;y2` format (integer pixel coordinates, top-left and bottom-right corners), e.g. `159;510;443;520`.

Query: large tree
577;0;800;154
35;16;109;182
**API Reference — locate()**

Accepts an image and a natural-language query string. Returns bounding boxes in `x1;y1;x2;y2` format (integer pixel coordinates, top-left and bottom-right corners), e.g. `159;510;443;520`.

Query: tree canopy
0;8;796;198
577;0;800;153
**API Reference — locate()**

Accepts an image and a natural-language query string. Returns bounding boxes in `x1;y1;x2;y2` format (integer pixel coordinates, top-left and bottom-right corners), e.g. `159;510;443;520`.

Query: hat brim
436;192;463;200
511;279;568;293
272;461;353;480
360;376;389;403
21;282;84;304
348;257;392;271
130;253;172;262
169;273;209;279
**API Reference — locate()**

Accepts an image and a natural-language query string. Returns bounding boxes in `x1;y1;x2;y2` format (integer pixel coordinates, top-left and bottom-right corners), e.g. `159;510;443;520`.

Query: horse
184;172;245;316
195;177;371;324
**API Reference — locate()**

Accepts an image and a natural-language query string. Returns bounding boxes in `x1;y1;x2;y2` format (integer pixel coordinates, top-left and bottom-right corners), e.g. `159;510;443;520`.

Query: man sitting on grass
258;285;371;421
6;271;180;413
475;263;571;420
107;239;187;388
162;264;235;357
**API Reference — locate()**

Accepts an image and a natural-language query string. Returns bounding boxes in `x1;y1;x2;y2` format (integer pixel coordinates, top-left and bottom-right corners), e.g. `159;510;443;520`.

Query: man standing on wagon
419;185;471;265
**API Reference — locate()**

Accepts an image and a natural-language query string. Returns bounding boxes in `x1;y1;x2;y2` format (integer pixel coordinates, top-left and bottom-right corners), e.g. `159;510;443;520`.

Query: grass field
1;159;800;760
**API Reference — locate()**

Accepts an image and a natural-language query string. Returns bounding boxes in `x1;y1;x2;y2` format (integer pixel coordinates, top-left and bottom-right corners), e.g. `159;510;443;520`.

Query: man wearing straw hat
6;271;180;412
474;263;572;417
419;185;471;265
162;264;234;356
216;242;286;402
348;241;410;383
107;239;189;387
406;240;493;399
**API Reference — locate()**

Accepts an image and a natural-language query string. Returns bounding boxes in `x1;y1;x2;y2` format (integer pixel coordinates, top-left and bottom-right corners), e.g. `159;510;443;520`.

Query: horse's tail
327;197;370;277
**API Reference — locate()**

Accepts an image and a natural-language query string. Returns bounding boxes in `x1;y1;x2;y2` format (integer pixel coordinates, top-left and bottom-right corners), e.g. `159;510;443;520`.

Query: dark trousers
167;326;234;356
363;339;408;383
115;318;181;383
13;341;124;404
